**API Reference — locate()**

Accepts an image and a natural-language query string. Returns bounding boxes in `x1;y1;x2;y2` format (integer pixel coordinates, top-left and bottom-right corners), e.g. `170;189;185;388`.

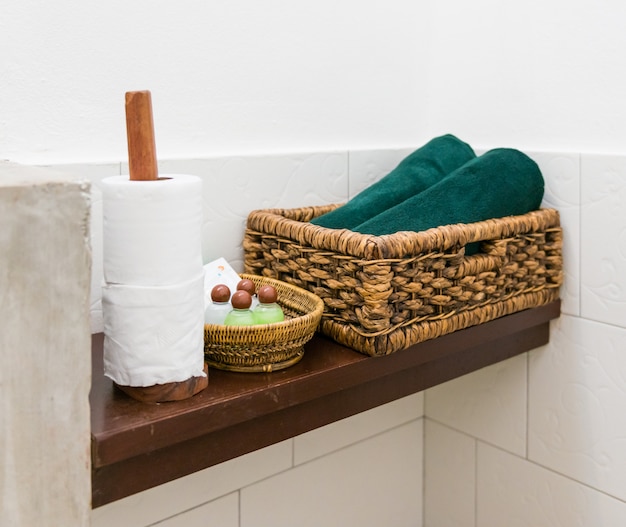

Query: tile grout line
238;489;241;527
476;436;626;506
525;351;530;461
474;437;478;527
578;152;583;318
422;416;427;527
293;415;424;468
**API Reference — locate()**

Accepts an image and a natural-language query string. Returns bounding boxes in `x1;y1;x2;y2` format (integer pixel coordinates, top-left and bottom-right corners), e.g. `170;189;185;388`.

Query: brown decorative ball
211;284;231;303
231;289;252;309
257;284;278;304
237;278;256;296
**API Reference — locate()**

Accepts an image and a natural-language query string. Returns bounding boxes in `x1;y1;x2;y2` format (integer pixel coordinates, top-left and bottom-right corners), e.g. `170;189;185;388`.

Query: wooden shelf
90;300;560;508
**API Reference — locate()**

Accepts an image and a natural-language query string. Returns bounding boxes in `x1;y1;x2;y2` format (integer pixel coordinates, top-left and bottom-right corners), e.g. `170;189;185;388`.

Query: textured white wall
0;0;429;164
423;1;626;154
4;2;626;165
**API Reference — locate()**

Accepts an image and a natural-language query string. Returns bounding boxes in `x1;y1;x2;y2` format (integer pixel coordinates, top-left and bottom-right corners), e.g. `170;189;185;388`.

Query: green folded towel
353;148;544;253
310;134;476;230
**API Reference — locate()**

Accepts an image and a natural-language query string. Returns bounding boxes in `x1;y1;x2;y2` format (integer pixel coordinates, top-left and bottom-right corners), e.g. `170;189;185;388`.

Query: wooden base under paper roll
114;363;209;403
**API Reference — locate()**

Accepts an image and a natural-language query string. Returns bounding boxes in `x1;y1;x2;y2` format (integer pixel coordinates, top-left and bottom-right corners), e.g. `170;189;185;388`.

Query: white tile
529;151;581;317
91;440;292;527
348;147;414;197
425;353;527;456
241;420;423;527
149;492;238;527
477;442;626;527
580;153;626;329
159;151;348;209
529;315;626;501
294;392;424;464
424;420;475;527
158;153;348;266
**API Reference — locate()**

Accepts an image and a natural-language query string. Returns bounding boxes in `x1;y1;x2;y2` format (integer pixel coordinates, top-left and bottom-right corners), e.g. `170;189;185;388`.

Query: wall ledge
91;300;560;507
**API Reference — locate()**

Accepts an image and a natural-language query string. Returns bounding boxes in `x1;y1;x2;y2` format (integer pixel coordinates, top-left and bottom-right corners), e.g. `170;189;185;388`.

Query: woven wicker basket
203;274;324;372
243;204;563;356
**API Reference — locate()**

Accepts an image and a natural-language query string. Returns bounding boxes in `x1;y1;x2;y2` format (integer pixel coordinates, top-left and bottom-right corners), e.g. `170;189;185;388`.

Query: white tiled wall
580;154;626;325
424;421;475;527
293;391;424;465
91;395;424;527
529;151;581;316
476;442;626;527
424;151;626;526
425;353;528;457
241;420;423;527
91;441;293;527
56;146;625;526
425;421;626;527
529;315;626;501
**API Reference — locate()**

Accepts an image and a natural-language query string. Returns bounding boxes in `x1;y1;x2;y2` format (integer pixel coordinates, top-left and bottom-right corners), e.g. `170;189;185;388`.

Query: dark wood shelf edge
91;300;560;508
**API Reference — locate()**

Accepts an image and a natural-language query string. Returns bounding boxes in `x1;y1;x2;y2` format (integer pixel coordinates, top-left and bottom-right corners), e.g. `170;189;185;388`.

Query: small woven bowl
204;274;324;372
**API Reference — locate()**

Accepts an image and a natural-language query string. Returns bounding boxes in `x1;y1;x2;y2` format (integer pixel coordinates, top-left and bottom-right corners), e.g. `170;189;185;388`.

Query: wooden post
125;90;159;181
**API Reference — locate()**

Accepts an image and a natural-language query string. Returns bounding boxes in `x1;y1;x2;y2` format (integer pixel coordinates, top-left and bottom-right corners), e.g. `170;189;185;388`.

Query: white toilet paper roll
102;174;203;286
101;173;205;387
103;273;205;387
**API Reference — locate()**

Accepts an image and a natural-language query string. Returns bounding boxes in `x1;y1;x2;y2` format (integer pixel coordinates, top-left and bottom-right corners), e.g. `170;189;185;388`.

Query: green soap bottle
253;285;285;325
224;290;256;326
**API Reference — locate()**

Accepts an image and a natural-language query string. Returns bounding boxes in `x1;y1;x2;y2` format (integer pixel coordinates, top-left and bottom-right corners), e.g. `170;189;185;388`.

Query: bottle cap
231;290;252;309
237;278;256;296
257;284;278;304
211;284;231;303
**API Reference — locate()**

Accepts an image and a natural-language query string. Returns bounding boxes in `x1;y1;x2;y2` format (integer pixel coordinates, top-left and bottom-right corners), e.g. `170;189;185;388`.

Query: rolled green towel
310;134;476;230
353;148;544;252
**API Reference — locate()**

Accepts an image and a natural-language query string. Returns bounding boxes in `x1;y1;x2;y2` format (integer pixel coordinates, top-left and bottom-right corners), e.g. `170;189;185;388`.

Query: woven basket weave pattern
243;205;563;356
204;274;324;372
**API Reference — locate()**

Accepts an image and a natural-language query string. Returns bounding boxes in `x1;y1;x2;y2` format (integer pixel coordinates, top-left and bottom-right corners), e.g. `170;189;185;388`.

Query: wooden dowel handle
125;90;158;181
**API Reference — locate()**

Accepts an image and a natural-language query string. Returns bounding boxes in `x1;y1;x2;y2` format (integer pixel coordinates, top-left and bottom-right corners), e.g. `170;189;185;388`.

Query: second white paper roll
103;274;205;386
